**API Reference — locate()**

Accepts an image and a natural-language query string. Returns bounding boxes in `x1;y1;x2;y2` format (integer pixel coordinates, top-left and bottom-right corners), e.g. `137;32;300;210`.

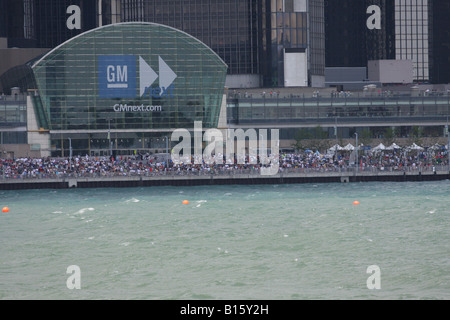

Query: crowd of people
0;148;448;180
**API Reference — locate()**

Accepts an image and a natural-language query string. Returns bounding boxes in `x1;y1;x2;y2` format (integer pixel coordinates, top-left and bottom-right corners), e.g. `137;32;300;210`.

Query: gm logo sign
99;55;177;99
99;55;136;98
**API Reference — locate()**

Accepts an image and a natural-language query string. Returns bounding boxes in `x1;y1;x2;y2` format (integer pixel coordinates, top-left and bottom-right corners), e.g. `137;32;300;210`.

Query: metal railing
1;163;448;181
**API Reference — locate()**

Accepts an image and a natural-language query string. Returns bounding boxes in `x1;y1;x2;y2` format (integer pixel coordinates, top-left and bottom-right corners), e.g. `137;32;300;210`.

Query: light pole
107;119;112;157
354;132;358;170
335;118;338;161
68;137;73;174
447;116;449;171
164;135;169;168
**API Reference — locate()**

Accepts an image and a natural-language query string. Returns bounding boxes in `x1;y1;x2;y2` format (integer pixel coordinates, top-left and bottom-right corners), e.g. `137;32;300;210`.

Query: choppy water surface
1;181;449;299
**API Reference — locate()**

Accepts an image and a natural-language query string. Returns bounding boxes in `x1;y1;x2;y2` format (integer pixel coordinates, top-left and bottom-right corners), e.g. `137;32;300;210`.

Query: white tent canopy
327;144;343;153
372;143;386;151
407;143;424;151
343;143;355;151
427;143;442;151
385;143;402;150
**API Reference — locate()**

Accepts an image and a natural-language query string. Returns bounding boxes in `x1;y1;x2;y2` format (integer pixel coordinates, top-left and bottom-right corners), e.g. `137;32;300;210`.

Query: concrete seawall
0;171;448;190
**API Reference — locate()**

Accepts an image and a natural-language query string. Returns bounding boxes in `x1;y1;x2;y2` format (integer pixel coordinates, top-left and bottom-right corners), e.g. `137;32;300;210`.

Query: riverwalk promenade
1;168;448;190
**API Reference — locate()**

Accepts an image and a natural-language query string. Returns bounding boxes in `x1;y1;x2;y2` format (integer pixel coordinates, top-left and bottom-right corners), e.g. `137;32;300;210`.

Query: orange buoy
182;200;189;205
353;201;360;205
2;207;9;213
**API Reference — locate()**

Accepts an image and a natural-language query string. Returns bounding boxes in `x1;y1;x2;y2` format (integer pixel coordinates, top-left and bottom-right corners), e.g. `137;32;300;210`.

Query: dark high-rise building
33;0;97;48
325;0;395;68
0;0;8;39
325;0;450;84
98;0;325;88
0;0;96;48
308;0;326;85
118;0;262;78
1;0;326;89
368;0;395;62
430;0;450;84
0;0;37;47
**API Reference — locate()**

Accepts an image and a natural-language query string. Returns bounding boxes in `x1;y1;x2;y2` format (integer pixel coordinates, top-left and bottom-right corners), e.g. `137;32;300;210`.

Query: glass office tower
0;0;8;38
262;0;324;87
325;0;395;68
103;0;261;77
2;0;329;89
101;0;324;87
395;0;431;82
430;0;450;84
264;0;308;86
325;0;449;83
0;0;96;48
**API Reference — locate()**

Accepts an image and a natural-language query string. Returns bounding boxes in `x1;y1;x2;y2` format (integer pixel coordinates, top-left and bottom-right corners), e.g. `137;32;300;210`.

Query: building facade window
395;0;430;82
265;0;309;87
118;0;260;76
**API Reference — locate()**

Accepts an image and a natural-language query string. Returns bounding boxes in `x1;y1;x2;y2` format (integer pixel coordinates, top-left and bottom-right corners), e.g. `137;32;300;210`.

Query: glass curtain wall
266;0;308;87
116;0;260;76
395;0;430;82
31;23;227;156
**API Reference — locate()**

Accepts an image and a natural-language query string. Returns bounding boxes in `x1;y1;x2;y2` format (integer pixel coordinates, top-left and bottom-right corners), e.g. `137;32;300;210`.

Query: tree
313;125;329;140
409;126;423;145
291;126;331;153
383;127;397;146
292;128;313;151
360;129;373;147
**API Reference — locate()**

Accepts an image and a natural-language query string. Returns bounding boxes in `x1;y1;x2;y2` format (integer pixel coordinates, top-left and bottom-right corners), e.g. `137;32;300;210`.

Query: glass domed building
28;22;227;157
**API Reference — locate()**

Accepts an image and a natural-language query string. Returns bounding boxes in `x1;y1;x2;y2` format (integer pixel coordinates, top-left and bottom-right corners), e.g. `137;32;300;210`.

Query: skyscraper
308;0;326;86
395;0;430;82
325;0;395;68
121;0;261;77
0;0;96;48
429;0;450;84
325;0;449;84
96;0;326;88
263;0;308;86
1;0;327;89
0;0;7;39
